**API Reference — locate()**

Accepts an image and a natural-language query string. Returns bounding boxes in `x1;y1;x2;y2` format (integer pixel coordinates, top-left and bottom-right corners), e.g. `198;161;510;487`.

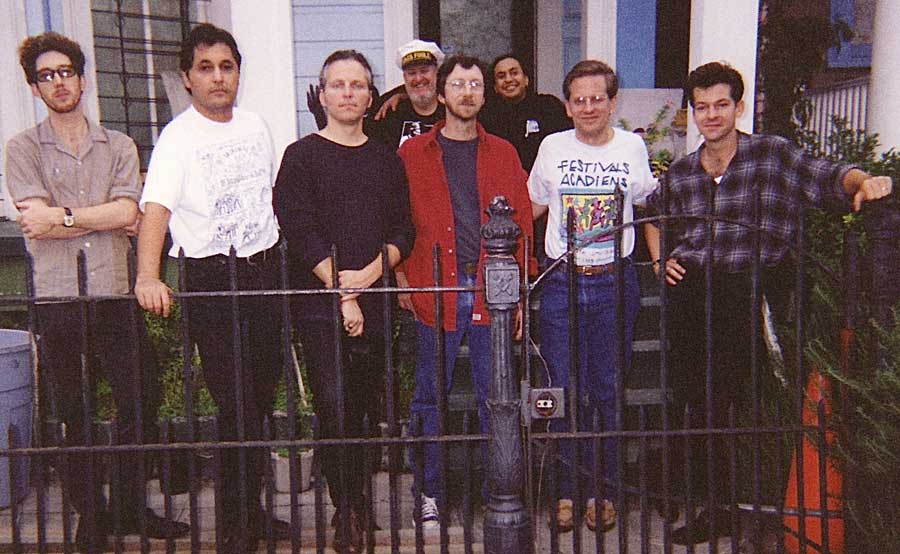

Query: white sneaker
414;494;440;530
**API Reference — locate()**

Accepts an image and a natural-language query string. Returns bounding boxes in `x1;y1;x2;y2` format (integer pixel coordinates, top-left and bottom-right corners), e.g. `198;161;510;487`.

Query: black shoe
75;512;110;554
653;499;681;523
250;511;292;541
331;509;365;554
222;533;259;554
671;509;732;545
119;509;191;539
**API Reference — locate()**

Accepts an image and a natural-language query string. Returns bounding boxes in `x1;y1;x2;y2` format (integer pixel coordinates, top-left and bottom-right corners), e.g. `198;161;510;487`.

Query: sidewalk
0;469;770;553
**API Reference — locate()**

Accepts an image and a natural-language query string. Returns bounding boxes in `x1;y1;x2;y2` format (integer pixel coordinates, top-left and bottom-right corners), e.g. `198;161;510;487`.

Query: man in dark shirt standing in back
274;49;414;554
482;53;571;172
481;54;571;263
367;39;445;149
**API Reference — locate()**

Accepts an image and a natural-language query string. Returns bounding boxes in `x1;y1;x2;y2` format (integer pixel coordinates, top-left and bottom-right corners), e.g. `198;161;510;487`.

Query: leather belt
205;244;277;266
560;260;617;276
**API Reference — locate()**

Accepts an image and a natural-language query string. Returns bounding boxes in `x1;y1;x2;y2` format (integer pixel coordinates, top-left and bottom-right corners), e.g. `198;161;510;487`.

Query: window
91;0;209;171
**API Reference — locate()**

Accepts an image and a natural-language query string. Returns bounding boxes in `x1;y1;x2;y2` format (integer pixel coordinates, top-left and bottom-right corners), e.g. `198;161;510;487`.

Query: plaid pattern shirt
646;132;856;273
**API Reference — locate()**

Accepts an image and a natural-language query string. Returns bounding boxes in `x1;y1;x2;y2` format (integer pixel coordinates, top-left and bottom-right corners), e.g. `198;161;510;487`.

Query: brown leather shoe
331;508;364;553
585;498;616;532
556;499;574;533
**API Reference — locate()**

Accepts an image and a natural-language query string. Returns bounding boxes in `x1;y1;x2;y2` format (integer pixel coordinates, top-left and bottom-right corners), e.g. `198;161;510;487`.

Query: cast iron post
863;199;900;366
481;196;532;554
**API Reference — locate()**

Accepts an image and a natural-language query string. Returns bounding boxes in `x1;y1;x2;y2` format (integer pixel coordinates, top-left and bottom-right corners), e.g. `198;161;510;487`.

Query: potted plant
270;401;315;493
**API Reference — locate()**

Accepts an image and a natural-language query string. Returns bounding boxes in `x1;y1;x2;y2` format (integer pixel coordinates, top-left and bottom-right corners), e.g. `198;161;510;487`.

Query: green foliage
144;304;217;420
93;377;115;422
0;310;28;330
758;7;852;139
809;307;900;553
795;120;900;553
618;102;677;177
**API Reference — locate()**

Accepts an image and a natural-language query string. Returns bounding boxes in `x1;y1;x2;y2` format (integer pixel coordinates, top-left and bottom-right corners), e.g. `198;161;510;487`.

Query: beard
409;88;437;111
444;99;480;122
42;87;83;114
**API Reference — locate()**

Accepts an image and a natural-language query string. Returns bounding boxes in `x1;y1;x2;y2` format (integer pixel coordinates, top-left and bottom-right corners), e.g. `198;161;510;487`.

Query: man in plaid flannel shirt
644;61;892;545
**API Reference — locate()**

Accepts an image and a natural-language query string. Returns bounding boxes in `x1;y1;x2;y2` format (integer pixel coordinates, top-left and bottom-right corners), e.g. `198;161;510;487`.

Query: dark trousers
183;252;284;527
296;318;384;512
35;300;161;520
665;265;768;504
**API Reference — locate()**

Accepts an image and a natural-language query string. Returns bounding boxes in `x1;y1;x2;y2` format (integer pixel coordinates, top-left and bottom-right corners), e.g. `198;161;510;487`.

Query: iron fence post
862;199;900;366
481;196;532;554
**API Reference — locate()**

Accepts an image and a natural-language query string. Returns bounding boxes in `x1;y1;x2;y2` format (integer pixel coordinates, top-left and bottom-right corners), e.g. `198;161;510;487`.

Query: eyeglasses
570;95;608;109
35;65;77;83
447;79;484;92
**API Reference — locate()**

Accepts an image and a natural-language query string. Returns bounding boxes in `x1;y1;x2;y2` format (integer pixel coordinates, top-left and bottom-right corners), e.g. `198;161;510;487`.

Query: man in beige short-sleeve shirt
4;32;188;552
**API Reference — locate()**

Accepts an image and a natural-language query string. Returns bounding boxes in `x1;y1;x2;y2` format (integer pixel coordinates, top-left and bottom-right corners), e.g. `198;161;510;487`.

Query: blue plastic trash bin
0;329;33;508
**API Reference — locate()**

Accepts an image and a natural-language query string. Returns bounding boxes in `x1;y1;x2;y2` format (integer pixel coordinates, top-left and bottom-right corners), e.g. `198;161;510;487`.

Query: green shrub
792;119;900;554
144;302;217;420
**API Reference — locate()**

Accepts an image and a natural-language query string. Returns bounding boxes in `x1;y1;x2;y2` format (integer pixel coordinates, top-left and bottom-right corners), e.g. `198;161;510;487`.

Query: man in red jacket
396;54;534;530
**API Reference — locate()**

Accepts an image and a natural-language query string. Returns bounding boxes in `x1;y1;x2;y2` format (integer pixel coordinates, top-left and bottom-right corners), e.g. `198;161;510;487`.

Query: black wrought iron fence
0;196;896;554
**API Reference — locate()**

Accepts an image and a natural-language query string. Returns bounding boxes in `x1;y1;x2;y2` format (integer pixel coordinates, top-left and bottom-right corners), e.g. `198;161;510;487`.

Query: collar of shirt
37;117;108;160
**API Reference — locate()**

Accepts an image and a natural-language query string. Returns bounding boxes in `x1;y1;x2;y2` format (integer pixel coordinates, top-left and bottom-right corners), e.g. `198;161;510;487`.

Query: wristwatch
62;207;74;228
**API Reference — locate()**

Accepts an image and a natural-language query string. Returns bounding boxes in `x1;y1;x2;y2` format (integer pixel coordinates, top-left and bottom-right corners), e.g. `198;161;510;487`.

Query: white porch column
0;0;34;219
686;0;758;152
867;0;900;154
383;0;414;90
227;0;298;164
535;0;564;96
582;0;616;68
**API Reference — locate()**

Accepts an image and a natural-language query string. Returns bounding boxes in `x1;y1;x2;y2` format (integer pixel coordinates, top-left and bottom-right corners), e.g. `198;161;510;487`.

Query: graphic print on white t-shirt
196;131;271;251
555;158;629;266
561;188;618;258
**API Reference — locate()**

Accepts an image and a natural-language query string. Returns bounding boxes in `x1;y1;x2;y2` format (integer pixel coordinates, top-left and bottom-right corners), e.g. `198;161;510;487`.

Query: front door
418;0;536;76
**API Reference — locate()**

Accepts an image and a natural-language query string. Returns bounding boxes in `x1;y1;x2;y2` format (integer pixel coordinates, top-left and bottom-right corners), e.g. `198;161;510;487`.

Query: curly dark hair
437;54;487;97
18;32;86;84
179;23;242;73
685;62;744;107
562;59;618;100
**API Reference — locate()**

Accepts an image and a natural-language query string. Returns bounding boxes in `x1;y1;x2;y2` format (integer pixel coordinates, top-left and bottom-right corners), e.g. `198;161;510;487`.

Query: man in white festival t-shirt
528;59;657;535
134;23;289;553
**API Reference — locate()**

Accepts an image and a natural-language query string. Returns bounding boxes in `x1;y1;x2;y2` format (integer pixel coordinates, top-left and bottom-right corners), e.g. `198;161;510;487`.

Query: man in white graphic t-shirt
528;59;657;535
134;23;289;553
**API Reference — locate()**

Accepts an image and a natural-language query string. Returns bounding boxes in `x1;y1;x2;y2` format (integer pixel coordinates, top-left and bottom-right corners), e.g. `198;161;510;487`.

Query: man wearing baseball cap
367;39;445;149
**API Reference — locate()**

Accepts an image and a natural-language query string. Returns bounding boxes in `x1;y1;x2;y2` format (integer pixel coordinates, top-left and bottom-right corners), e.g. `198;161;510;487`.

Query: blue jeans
409;273;490;500
539;259;639;501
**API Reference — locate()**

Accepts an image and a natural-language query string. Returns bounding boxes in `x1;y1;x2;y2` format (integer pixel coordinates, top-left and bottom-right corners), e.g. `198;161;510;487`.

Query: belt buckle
578;262;613;276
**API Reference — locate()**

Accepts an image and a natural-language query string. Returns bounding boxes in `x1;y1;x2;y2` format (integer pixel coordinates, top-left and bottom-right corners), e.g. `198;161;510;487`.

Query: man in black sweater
273;49;415;554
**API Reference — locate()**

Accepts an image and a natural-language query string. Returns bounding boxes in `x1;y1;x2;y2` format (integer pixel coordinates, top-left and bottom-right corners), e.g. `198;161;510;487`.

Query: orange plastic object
783;367;844;553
